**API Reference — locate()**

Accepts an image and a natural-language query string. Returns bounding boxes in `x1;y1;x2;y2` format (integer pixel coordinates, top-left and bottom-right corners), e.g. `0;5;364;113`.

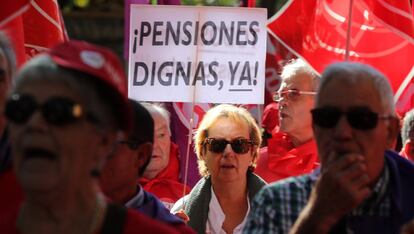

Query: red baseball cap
47;40;131;131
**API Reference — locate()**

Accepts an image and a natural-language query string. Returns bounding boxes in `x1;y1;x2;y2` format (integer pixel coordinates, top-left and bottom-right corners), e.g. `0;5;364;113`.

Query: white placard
128;5;267;104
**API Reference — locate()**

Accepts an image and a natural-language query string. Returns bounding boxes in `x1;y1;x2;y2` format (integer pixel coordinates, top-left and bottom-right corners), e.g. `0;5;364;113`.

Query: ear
386;117;400;149
135;142;153;173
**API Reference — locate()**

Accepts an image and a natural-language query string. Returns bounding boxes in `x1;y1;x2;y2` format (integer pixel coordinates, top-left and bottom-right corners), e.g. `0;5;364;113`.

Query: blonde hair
194;104;262;177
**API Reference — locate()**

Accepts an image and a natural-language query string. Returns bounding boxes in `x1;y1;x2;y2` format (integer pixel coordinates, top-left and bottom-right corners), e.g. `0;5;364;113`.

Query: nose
332;115;353;140
222;143;235;157
26;110;49;131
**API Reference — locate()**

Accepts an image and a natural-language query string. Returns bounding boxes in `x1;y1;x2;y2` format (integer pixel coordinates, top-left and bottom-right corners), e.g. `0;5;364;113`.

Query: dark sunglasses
273;89;316;102
5;94;94;126
311;107;392;130
204;137;254;154
118;140;146;150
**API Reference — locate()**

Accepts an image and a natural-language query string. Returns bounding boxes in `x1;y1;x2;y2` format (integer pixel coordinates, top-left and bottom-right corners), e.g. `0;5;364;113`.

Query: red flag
169;102;210;187
0;0;30;27
268;0;414;114
0;0;31;66
0;0;67;65
362;0;414;43
22;0;67;59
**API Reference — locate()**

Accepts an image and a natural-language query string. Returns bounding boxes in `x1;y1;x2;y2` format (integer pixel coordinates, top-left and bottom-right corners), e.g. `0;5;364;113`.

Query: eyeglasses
118;140;146;150
5;94;94;126
273;89;316;102
311;107;393;130
204;137;254;154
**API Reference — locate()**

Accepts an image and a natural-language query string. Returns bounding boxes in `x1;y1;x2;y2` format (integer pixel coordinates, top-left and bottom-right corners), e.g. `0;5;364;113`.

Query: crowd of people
1;29;414;234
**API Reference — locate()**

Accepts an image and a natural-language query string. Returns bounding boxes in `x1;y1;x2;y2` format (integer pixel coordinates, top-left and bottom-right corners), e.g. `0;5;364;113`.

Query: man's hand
290;152;372;234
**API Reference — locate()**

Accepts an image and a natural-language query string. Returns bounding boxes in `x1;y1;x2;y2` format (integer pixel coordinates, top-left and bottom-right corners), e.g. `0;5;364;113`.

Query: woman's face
202;117;254;184
9;80;110;193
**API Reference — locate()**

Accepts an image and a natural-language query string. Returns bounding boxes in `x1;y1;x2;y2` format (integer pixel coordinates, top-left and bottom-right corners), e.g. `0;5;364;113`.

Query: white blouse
206;187;250;234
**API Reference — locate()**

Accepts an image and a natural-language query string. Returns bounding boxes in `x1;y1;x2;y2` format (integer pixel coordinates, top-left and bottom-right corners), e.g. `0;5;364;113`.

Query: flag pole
344;0;354;61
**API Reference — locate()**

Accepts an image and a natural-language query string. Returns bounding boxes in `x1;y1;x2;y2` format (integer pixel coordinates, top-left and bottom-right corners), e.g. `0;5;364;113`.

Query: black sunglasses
311;107;392;130
5;94;94;126
204;137;254;154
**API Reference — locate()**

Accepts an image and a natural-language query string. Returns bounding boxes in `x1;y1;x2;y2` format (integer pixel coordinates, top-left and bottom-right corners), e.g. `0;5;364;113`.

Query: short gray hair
12;55;121;132
318;62;395;116
281;58;320;91
141;102;171;136
402;109;414;143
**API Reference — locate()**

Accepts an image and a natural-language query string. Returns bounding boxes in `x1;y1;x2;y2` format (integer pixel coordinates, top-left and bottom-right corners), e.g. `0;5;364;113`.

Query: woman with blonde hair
172;104;266;234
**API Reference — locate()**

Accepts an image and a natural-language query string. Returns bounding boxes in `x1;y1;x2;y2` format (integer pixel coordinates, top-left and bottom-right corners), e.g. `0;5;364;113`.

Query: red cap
47;40;131;130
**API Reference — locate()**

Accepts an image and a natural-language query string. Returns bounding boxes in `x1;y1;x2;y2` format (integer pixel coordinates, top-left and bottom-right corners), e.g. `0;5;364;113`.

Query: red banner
0;0;67;66
268;0;414;114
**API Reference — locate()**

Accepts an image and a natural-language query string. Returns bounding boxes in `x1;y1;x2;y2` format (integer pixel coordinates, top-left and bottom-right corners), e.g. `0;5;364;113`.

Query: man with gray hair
244;62;414;233
139;103;190;209
400;109;414;161
255;58;320;183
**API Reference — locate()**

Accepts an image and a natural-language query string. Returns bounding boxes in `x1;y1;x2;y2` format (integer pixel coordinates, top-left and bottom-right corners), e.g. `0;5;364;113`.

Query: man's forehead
316;78;382;111
280;74;313;89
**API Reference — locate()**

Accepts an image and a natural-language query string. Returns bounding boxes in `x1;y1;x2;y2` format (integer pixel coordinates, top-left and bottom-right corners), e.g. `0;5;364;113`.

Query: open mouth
23;147;57;161
221;164;235;169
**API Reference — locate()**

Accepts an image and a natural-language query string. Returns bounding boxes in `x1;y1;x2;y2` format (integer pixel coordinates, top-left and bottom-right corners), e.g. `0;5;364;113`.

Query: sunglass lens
5;95;36;124
312;108;341;128
231;139;250;154
209;139;228;153
43;98;79;125
347;108;378;130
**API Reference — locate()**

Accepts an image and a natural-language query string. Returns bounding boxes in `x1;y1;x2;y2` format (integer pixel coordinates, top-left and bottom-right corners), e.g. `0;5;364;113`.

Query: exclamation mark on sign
253;61;258;85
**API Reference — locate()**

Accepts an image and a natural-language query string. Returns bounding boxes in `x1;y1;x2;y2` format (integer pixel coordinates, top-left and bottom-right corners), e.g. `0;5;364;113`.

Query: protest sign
128;5;267;104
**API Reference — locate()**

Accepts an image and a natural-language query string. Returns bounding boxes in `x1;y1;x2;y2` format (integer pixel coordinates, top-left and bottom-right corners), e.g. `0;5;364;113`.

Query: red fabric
139;143;191;206
262;102;279;133
362;0;414;42
0;169;23;230
0;0;67;66
255;132;319;183
0;204;183;234
267;0;414;115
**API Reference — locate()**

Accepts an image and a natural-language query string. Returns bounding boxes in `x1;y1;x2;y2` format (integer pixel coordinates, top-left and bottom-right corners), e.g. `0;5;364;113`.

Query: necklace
16;193;107;234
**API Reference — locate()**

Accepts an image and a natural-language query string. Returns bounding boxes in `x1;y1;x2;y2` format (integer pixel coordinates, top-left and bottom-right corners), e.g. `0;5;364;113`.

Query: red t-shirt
255;132;319;183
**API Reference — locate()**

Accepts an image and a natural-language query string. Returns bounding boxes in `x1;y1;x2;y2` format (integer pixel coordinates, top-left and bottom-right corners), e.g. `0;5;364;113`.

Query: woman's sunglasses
5;94;95;126
311;106;393;130
204;137;254;154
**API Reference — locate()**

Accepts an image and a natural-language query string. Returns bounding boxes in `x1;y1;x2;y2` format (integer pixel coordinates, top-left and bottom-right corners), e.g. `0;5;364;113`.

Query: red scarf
139;143;190;206
255;132;319;183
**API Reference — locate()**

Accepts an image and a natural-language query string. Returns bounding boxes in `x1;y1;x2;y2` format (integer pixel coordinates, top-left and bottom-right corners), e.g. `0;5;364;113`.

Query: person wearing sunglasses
400;109;414;161
244;62;414;234
171;104;266;234
255;59;320;183
139;103;191;210
0;41;179;234
99;100;195;233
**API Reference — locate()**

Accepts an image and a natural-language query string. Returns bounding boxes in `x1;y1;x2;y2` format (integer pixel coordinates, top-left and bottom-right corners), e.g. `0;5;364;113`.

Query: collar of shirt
206;186;250;234
125;185;145;208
